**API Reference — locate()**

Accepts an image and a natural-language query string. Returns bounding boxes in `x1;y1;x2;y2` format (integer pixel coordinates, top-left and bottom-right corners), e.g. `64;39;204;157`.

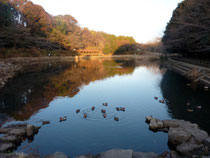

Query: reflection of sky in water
16;65;170;157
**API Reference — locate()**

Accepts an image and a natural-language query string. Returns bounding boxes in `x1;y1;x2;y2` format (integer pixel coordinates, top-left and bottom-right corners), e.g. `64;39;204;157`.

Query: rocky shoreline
145;116;210;157
0;124;40;153
0;118;210;158
0;61;21;88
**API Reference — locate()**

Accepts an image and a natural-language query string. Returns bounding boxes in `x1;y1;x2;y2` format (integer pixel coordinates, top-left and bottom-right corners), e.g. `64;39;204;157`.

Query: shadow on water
160;70;210;133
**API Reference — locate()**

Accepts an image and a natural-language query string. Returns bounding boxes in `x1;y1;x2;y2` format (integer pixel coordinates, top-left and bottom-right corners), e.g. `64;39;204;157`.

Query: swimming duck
114;117;119;121
204;86;209;90
154;97;158;100
102;103;108;106
60;116;67;122
92;106;95;111
83;113;87;118
120;107;125;112
101;109;106;113
103;113;107;118
116;107;120;111
196;106;202;109
42;121;50;125
159;100;165;104
76;109;80;113
187;109;194;112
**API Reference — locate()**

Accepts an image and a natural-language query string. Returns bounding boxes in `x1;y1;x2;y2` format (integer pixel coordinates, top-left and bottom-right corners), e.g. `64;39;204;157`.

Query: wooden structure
163;58;210;86
78;49;103;56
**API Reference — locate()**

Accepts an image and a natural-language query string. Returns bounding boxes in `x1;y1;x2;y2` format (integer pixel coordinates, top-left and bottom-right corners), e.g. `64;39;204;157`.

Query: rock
44;152;68;158
0;135;18;142
157;120;164;128
133;152;157;158
163;120;181;128
176;142;203;156
203;137;210;148
26;125;35;137
168;127;191;146
100;149;133;158
8;128;26;136
188;129;208;144
170;151;180;158
0;143;15;152
0;128;11;134
145;116;153;123
149;119;159;130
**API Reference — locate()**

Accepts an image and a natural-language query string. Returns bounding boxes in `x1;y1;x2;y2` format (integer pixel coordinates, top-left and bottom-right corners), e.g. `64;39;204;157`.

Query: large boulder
26;125;35;137
149;119;158;130
0;143;15;152
203;137;210;148
8;128;26;136
0;135;19;143
176;142;203;156
168;127;191;146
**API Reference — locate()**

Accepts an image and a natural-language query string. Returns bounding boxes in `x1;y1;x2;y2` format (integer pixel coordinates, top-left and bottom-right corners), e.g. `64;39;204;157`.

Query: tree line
0;0;135;56
162;0;210;58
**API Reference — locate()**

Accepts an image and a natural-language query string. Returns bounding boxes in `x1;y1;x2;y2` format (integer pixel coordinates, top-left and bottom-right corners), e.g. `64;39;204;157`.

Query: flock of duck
76;102;125;121
154;97;165;104
154;93;203;113
42;84;208;126
42;103;125;125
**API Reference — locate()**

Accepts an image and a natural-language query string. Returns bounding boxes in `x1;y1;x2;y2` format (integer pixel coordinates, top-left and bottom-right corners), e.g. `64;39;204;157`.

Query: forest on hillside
162;0;210;58
0;0;136;57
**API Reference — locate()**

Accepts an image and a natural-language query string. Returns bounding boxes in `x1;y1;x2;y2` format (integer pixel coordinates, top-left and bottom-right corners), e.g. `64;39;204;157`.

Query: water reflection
160;70;210;133
1;57;208;157
0;58;136;124
0;57;170;157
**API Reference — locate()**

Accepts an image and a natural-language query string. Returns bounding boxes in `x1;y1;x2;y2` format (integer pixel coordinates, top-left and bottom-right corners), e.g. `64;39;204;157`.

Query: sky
31;0;183;43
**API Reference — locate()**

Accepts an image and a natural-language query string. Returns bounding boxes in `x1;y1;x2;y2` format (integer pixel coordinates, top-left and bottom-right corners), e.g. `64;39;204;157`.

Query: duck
102;103;108;106
83;113;87;118
103;113;107;118
120;107;125;112
196;106;202;109
159;100;165;104
114;117;119;121
116;107;120;111
204;86;209;90
187;109;194;112
101;109;106;113
92;106;95;111
42;121;50;125
76;109;80;113
154;97;158;100
60;116;67;122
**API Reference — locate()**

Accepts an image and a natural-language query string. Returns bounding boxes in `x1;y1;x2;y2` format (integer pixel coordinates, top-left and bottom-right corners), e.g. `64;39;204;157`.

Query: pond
0;57;209;157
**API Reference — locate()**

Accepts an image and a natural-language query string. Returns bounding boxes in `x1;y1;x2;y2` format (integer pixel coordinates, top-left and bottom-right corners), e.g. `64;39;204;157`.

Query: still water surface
0;57;209;157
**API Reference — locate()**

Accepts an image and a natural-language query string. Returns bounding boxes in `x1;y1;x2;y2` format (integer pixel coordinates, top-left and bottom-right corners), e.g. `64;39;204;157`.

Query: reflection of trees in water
0;59;135;124
160;70;210;133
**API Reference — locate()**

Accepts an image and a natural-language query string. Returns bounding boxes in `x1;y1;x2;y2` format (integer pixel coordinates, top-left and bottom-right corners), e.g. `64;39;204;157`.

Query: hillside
0;0;135;56
162;0;210;58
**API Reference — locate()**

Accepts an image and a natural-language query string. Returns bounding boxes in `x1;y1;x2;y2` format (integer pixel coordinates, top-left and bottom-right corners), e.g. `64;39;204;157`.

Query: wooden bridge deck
163;58;210;86
78;49;103;56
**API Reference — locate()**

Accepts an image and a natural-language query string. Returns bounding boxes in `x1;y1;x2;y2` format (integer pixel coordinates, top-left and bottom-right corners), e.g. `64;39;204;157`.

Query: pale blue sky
31;0;183;43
